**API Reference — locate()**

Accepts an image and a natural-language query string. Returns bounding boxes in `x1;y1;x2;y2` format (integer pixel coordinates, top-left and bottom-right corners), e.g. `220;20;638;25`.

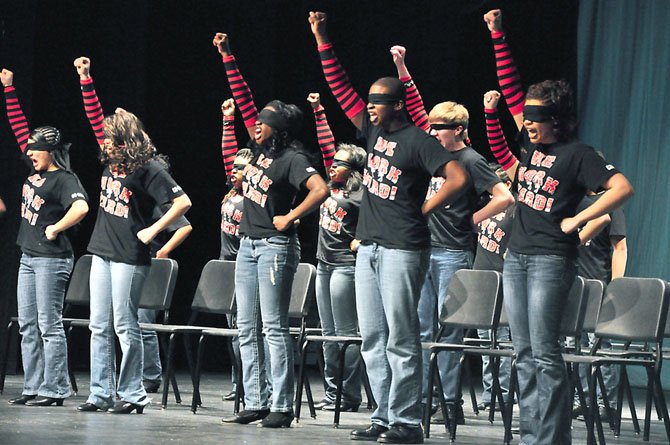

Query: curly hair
101;109;161;174
526;80;577;142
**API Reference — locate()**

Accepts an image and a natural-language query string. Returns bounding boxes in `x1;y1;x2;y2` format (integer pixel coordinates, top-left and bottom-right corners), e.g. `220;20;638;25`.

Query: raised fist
221;98;235;116
484;90;501;109
212;33;231;57
308;11;328;36
389;45;406;66
306;92;321;109
73;57;91;78
483;9;503;33
0;69;13;87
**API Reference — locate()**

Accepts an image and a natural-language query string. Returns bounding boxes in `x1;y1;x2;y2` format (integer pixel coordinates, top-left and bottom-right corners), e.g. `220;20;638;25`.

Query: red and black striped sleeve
313;105;336;170
79;77;106;146
222;55;259;130
399;76;430;133
485;108;517;171
491;31;525;117
3;85;30;153
317;43;366;121
222;115;238;178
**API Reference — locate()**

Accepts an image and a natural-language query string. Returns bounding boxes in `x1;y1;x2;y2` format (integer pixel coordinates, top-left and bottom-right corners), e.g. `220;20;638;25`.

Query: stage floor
1;370;668;444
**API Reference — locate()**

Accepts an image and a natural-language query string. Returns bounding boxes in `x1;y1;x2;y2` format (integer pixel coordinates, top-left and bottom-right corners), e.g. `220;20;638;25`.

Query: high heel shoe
107;400;146;414
25;397;64;407
77;402;104;412
8;395;37;405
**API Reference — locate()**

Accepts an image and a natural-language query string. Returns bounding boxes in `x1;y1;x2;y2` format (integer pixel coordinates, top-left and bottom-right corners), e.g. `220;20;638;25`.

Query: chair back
288;263;317;320
64;254;93;307
559;276;588;338
190;260;237;315
439;269;503;331
138;258;178;313
581;279;606;333
595;277;669;342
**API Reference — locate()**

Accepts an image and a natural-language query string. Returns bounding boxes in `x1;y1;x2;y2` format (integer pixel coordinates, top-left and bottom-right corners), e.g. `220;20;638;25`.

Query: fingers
306;92;320;103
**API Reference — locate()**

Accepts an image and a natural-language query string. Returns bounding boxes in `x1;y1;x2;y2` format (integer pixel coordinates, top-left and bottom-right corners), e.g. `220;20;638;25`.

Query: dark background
0;0;577;371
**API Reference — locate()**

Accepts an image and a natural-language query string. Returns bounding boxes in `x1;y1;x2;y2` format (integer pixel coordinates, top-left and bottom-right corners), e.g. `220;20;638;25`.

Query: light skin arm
155;224;193;258
45;200;89;241
137;194;192;245
0;197;6;215
422;160;468;216
578;213;611;245
560;173;634;234
610;236;627;279
272;175;329;231
308;11;366;131
472;182;515;226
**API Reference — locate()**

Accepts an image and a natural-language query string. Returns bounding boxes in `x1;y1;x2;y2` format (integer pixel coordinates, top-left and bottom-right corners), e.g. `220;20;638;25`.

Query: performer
73;56;191;414
309;11;467;444
308;92;366;413
2;68;88;407
213;33;329;428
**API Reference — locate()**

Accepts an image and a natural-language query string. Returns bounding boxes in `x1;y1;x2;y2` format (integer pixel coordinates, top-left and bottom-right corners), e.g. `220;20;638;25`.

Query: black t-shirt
427;146;500;250
220;192;244;260
356;117;456;250
88;160;185;265
17;169;88;258
149;203;191;258
316;187;363;265
472;203;515;273
239;149;318;238
575;194;626;282
508;130;619;258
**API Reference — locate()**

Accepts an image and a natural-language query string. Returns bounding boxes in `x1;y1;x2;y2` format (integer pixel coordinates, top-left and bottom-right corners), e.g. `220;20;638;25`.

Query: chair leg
0;321;15;394
652;370;670;442
361;359;375;409
643;367;654;441
333;341;351;427
161;333;178;409
190;334;206;413
424;350;437;439
503;359;517;445
294;339;310;422
65;325;78;395
596;368;615;431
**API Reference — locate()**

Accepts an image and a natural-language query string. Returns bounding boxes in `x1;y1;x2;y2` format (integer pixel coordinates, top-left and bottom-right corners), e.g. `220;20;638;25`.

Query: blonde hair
429;101;469;142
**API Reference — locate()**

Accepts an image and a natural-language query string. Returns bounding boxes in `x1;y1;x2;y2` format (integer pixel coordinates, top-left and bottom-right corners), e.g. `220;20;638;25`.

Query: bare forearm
51;200;89;234
472;190;514;225
574;174;633;226
611;238;627;279
150;195;192;234
157;225;192;257
284;180;329;223
578;214;610;245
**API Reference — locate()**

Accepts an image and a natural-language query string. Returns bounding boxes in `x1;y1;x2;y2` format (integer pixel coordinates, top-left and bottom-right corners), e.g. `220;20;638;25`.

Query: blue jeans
234;235;299;413
417;248;473;403
315;261;361;404
355;243;429;428
477;326;512;403
87;255;149;408
17;253;73;398
228;313;273;394
138;309;162;383
503;250;575;445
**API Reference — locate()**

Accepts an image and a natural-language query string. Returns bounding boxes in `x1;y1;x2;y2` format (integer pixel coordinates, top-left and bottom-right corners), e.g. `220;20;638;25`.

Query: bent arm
472;182;515;226
274;175;329;231
45;200;89;241
422;160;467;216
137;194;192;245
578;214;610;245
155;224;193;258
610;236;627;279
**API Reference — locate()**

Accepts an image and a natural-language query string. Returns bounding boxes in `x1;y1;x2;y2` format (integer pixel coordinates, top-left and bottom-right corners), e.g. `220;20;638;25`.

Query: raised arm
74;57;105;147
213;33;259;140
483;9;525;130
307;93;336;169
390;46;430;133
2;69;31;152
484;90;519;180
221;98;239;178
308;11;366;131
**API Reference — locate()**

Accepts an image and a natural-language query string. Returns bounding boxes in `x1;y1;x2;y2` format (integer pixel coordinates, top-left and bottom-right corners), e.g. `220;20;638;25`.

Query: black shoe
8;395;37;405
77;402;104;412
572;405;585;421
260;411;293;428
378;425;424;444
350;423;388;441
223;390;237;401
222;409;270;424
322;400;359;412
25;397;64;407
599;405;615;421
108;400;146;414
143;380;161;393
477;401;491;411
314;398;333;410
447;402;465;425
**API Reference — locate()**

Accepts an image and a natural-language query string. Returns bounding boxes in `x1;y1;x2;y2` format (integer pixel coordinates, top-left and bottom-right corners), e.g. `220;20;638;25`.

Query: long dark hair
250;100;304;158
28;126;73;172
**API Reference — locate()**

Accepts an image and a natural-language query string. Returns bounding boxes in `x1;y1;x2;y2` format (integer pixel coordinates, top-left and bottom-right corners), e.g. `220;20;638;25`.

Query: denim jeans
477;326;511;403
17;253;73;398
315;261;361;404
417;247;473;403
87;255;149;408
138;309;162;383
228;313;273;394
234;235;299;413
355;243;429;428
503;250;575;445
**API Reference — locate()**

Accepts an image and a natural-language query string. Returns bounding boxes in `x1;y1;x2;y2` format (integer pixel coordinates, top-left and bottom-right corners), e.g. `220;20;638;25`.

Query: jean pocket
263;235;291;249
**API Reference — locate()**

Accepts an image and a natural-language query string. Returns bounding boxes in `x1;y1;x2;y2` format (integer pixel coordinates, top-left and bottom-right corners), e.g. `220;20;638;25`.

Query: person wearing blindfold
2;69;89;408
307;92;367;413
482;10;635;443
309;11;468;444
212;34;329;429
73;57;192;414
391;46;515;423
